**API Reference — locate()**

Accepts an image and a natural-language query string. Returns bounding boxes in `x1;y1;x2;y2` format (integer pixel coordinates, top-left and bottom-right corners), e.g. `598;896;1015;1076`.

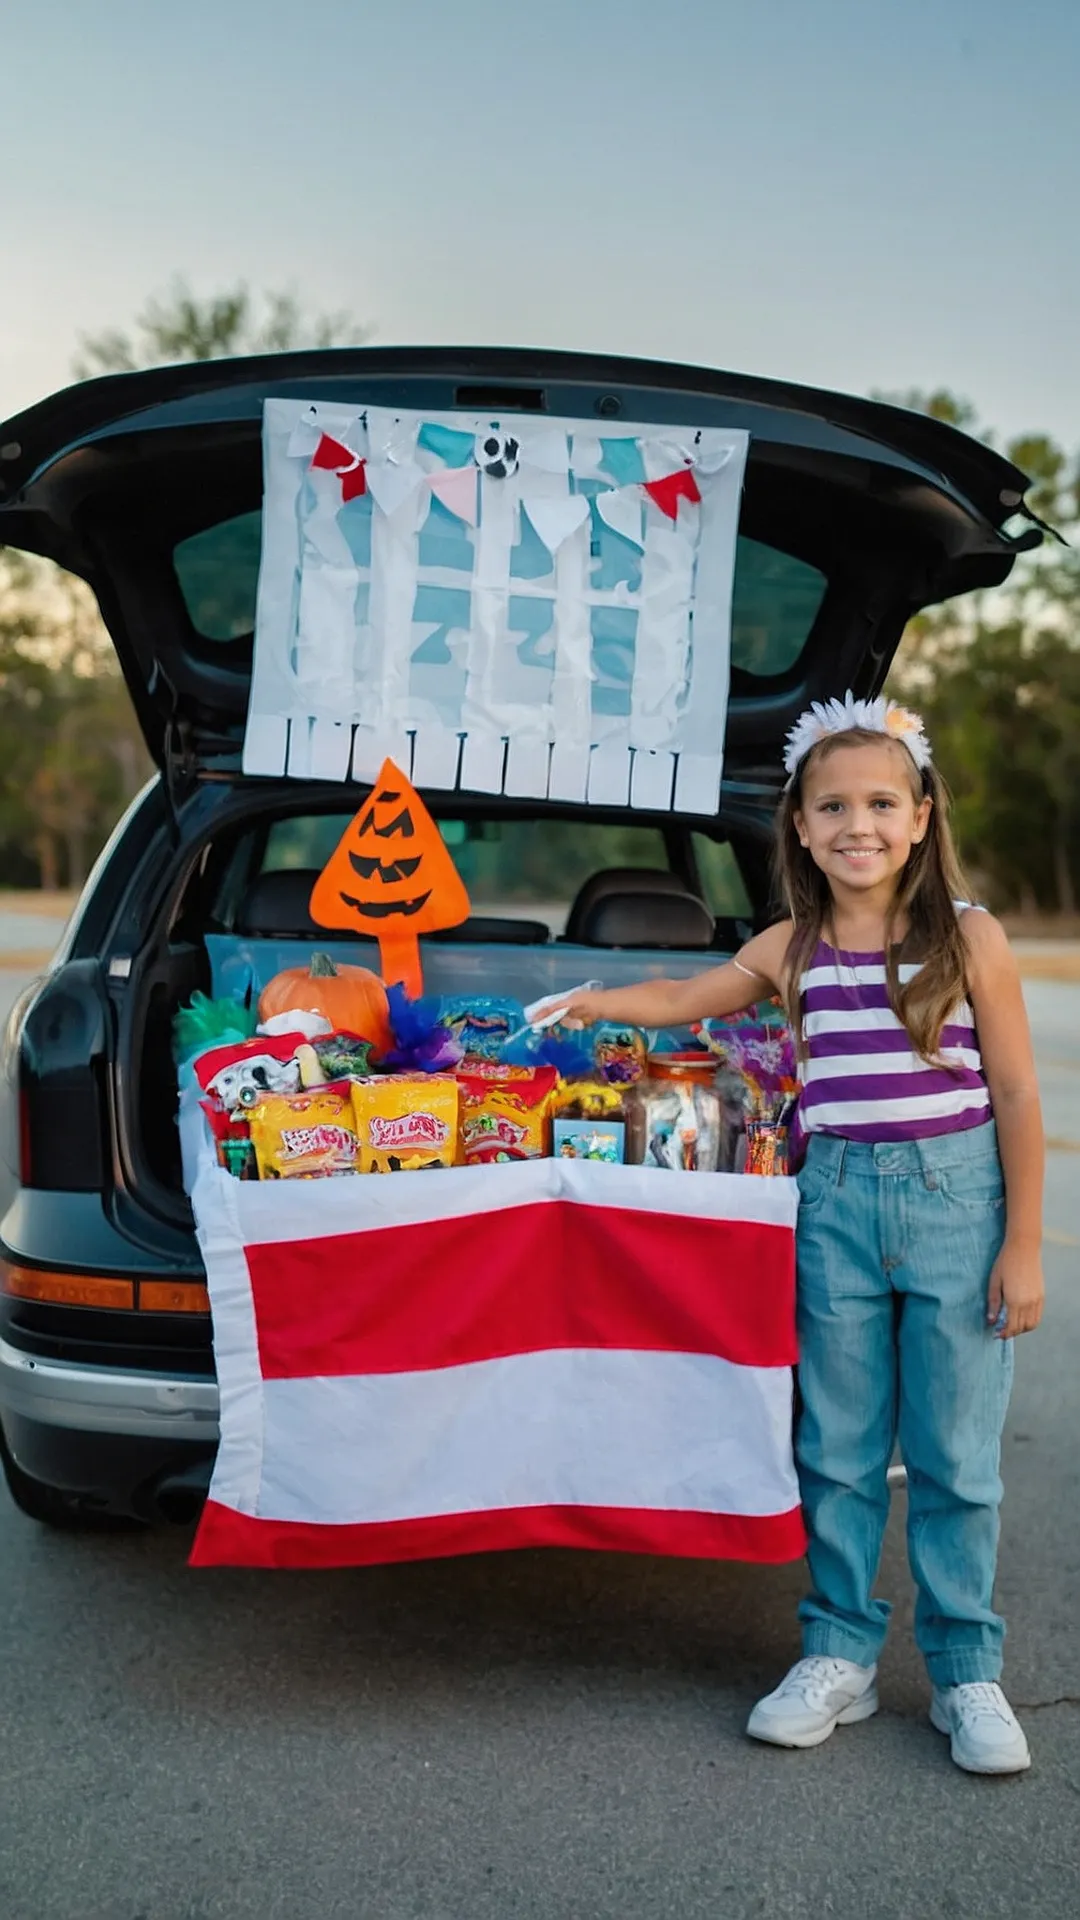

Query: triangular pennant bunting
643;467;702;520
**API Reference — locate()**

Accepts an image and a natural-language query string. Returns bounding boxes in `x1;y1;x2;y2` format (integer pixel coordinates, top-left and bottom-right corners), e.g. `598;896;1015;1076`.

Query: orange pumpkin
257;953;393;1055
308;758;471;997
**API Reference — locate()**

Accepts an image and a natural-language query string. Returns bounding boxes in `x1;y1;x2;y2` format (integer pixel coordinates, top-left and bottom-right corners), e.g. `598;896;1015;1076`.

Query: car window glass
173;512;261;641
690;834;753;918
174;515;826;680
730;538;827;677
261;815;670;935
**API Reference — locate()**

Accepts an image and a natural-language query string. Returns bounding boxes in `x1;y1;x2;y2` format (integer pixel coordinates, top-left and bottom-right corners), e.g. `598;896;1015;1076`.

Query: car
0;346;1040;1528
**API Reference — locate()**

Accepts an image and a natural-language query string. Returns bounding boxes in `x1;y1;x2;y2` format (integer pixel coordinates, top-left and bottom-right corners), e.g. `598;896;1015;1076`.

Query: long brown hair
775;729;974;1063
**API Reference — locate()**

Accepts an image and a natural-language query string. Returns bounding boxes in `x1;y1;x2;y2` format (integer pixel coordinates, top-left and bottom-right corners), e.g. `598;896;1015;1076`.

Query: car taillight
2;1261;134;1309
0;1261;209;1313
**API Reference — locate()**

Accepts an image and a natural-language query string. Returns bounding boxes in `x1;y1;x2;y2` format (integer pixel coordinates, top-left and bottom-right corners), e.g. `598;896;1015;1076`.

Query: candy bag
350;1076;459;1173
459;1066;557;1165
248;1086;359;1179
438;996;525;1062
592;1023;648;1085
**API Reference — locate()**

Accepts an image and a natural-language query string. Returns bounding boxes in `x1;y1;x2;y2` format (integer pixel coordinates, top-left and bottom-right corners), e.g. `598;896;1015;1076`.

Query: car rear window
173;512;825;677
252;813;751;936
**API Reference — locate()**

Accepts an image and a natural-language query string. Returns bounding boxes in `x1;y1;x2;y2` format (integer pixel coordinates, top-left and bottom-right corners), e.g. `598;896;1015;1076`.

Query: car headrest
237;869;338;940
575;889;715;950
563;867;688;943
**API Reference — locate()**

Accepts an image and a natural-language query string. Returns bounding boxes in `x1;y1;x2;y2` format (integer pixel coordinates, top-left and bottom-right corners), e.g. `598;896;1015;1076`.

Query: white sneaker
746;1655;878;1748
930;1683;1032;1774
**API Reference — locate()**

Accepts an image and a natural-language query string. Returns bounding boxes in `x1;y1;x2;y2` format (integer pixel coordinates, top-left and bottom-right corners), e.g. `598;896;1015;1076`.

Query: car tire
0;1429;144;1532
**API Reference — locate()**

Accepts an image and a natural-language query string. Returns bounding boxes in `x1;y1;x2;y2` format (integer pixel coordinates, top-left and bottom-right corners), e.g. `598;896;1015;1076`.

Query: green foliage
0;556;152;887
885;388;1080;913
2;282;371;890
73;279;371;378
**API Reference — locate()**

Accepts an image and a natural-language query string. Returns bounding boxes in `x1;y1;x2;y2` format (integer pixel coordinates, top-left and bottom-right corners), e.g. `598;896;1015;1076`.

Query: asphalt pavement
0;957;1077;1920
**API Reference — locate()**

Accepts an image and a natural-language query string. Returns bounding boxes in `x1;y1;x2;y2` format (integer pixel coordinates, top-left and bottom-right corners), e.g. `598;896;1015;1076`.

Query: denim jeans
794;1120;1014;1686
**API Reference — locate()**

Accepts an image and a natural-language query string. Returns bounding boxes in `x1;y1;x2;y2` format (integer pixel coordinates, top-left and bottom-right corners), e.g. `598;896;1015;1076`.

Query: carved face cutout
308;760;471;994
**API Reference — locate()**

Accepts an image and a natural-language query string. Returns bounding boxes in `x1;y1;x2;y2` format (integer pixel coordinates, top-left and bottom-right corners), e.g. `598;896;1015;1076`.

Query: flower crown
783;693;932;787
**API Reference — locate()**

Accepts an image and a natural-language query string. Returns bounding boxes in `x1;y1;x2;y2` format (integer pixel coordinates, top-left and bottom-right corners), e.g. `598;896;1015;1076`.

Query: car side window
690;834;753;919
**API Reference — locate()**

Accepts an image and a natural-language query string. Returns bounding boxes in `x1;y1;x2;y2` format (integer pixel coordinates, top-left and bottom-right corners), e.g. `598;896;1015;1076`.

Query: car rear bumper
0;1336;219;1519
0;1334;219;1440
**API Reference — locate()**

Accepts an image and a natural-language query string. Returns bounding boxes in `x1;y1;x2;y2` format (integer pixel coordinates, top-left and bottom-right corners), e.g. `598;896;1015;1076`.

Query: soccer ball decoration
475;430;520;479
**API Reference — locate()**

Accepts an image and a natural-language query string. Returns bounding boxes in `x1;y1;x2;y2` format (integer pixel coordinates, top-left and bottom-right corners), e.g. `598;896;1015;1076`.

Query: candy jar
624;1055;733;1172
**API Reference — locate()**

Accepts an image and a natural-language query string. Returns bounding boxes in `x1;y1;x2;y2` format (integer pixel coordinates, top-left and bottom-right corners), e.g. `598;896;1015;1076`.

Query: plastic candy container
624;1056;734;1173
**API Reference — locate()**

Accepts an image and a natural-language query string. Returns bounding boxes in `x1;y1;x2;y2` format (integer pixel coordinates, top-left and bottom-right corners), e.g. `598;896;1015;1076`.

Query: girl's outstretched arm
561;920;792;1031
963;911;1045;1339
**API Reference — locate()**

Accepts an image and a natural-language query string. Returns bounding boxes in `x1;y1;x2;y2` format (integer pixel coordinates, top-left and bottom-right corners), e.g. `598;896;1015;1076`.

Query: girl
563;694;1044;1775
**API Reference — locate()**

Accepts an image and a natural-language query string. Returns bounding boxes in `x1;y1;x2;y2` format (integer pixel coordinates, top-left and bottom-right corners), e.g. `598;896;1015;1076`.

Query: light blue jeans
794;1120;1014;1686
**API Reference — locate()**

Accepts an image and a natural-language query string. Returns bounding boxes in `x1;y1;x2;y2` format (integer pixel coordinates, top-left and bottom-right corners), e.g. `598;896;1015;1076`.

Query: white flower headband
783;693;932;787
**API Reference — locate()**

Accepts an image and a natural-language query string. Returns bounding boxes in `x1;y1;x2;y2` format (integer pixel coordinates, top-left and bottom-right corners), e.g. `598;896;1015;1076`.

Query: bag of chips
248;1086;360;1179
459;1067;557;1165
350;1076;459;1173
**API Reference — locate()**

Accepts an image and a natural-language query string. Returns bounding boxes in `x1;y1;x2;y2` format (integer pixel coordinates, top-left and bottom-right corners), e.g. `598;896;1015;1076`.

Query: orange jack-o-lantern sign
308;760;470;996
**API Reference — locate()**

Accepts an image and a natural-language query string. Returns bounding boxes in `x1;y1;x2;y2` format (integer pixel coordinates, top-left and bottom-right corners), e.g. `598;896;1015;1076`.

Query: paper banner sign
246;400;750;812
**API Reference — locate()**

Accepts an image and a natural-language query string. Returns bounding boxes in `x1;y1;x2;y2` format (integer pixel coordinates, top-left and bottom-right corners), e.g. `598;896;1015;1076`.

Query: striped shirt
797;935;992;1144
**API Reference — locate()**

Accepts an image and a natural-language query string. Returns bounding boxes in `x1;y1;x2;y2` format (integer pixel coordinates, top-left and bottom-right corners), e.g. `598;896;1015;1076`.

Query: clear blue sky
4;0;1078;447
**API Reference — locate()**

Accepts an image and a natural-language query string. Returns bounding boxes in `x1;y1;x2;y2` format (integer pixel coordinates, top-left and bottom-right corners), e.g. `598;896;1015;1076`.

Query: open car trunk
124;784;770;1208
0;346;1040;785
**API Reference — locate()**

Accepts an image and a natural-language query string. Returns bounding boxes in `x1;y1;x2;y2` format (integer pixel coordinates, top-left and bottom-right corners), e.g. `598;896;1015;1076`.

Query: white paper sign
245;400;749;812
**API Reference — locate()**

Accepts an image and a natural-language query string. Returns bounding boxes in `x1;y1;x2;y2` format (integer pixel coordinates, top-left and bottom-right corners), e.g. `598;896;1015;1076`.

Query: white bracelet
731;958;760;979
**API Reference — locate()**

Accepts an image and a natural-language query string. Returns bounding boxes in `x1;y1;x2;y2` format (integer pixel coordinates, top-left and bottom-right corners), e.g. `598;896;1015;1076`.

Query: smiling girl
563;694;1044;1774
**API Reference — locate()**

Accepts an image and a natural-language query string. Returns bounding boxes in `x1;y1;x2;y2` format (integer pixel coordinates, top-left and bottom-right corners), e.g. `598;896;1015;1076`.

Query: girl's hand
987;1241;1045;1339
560;991;608;1029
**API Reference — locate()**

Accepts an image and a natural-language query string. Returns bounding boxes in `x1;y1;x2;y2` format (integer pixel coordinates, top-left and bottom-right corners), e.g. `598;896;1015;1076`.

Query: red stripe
245;1201;796;1379
190;1498;807;1569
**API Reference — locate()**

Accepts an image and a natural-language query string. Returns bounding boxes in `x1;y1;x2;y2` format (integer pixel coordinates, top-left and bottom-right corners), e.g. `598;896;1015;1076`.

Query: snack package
592;1023;648;1086
248;1086;359;1179
553;1118;625;1163
552;1080;625;1121
198;1099;258;1179
459;1066;558;1164
438;997;525;1062
309;1033;374;1083
350;1076;459;1173
194;1033;309;1118
552;1079;626;1163
454;1059;538;1085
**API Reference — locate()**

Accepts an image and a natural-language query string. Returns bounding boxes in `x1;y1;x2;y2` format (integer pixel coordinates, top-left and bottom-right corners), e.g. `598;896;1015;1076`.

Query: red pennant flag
339;460;367;502
311;432;356;473
643;467;702;520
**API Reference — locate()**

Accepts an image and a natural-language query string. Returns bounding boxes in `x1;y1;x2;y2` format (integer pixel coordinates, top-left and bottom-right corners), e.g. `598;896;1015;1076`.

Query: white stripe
802;1046;984;1083
191;1147;800;1249
190;1163;264;1514
803;1088;991;1129
802;961;922;990
250;1350;798;1526
804;1004;975;1037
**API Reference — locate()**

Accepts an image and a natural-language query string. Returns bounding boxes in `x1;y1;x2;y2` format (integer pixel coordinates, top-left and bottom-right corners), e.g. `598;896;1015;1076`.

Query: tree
73;279;372;378
2;282;372;888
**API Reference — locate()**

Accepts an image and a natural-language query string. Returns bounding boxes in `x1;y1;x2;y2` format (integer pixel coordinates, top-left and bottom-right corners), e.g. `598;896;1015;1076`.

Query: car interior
129;802;765;1206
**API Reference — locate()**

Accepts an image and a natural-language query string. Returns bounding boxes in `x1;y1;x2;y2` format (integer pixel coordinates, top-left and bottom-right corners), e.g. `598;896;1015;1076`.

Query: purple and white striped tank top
797;932;992;1144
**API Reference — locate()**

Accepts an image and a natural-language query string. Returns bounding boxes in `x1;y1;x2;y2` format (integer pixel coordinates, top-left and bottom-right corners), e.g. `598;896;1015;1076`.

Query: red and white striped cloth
188;1154;805;1569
